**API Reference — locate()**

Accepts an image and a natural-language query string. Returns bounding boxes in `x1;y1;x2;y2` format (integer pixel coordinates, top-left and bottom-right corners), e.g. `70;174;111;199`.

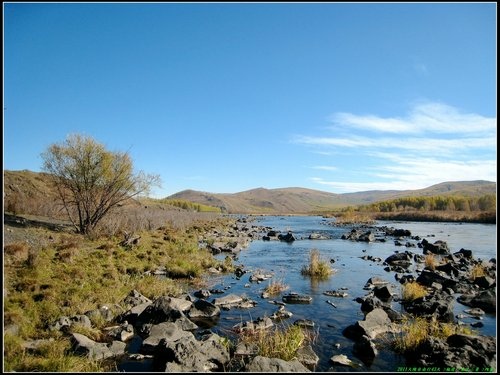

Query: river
120;215;497;372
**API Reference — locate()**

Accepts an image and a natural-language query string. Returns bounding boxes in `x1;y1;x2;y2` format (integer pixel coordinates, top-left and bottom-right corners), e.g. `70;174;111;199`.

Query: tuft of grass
301;249;333;279
424;254;437;270
401;282;428;302
393;316;474;352
469;263;487;280
264;278;289;296
239;324;306;361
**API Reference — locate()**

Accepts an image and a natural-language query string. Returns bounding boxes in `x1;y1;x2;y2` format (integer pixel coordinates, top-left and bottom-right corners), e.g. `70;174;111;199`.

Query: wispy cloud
294;102;496;193
310;156;497;193
328;102;496;135
294;134;495;157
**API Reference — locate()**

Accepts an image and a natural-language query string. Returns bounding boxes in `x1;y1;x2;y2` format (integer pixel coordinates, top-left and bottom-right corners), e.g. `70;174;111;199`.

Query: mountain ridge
168;180;496;214
3;170;495;215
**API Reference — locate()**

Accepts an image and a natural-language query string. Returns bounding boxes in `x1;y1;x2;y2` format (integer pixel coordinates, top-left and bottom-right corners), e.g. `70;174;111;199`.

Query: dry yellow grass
470;263;487;280
401;282;428;302
393;316;473;352
301;249;334;279
424;253;438;270
264;279;289;296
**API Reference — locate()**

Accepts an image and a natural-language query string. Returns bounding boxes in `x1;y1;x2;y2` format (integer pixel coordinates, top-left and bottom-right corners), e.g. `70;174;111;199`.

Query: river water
121;216;497;372
209;216;496;372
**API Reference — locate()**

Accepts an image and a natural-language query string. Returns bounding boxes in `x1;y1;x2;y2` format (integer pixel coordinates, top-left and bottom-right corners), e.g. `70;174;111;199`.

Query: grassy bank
3;214;237;372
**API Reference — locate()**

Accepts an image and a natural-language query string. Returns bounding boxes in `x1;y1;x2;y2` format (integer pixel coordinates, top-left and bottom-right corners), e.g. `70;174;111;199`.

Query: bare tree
41;134;161;234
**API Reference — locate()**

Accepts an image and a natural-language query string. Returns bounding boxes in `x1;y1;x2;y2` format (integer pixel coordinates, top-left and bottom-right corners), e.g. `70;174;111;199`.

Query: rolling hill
3;170;496;215
168;181;496;214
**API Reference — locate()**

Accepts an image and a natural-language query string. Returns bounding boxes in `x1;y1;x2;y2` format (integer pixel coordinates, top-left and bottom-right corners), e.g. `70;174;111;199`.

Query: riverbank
3;214;496;372
322;210;496;224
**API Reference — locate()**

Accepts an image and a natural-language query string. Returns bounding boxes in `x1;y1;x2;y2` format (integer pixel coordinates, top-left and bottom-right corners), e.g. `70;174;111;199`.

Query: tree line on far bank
356;194;496;213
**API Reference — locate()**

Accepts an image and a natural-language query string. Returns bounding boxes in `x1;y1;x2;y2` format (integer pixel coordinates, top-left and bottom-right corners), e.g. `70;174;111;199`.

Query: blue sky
3;2;497;197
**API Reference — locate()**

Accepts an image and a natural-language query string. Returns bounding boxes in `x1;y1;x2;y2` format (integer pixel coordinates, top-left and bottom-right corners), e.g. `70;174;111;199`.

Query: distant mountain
3;170;496;215
168;180;497;214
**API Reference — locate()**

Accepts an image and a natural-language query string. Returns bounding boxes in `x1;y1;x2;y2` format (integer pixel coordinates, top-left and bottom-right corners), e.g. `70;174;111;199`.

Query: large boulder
244;356;310;372
141;321;194;354
343;308;394;340
384;252;412;268
421;239;450;255
416;269;457;290
154;332;231;372
188;299;221;319
457;289;496;313
136;296;192;326
278;232;296;242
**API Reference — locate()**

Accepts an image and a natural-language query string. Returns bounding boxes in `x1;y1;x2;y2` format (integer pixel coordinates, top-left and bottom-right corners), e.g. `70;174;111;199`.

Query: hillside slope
169;181;496;214
4;170;496;215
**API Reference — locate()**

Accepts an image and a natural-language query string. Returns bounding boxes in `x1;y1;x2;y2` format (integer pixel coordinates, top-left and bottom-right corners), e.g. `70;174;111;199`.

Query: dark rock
353;335;378;364
373;286;393;301
454;248;473;258
188;299;221;319
473;275;495;289
457;289;495;313
435;263;460;277
421;239;450;255
278;232;295;242
384;252;412;267
282;292;312;304
416;269;457;289
154;332;230;372
194;289;211;299
403;291;455;322
137;296;191;326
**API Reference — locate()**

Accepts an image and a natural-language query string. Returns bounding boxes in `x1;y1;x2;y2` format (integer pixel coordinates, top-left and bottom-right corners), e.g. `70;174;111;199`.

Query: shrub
301;249;333;279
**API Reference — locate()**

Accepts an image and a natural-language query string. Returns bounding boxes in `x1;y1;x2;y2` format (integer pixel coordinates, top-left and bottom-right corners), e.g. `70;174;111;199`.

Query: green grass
238;324;307;361
300;248;334;279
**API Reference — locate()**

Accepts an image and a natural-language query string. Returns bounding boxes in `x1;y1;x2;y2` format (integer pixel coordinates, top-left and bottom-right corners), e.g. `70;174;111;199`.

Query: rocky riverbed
31;215;496;372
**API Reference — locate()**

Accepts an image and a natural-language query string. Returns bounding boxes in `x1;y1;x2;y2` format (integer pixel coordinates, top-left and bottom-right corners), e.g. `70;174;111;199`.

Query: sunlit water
119;216;496;372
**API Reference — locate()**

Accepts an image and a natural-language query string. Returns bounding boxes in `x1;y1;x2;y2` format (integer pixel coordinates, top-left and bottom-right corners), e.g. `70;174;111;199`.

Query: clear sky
3;2;497;198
